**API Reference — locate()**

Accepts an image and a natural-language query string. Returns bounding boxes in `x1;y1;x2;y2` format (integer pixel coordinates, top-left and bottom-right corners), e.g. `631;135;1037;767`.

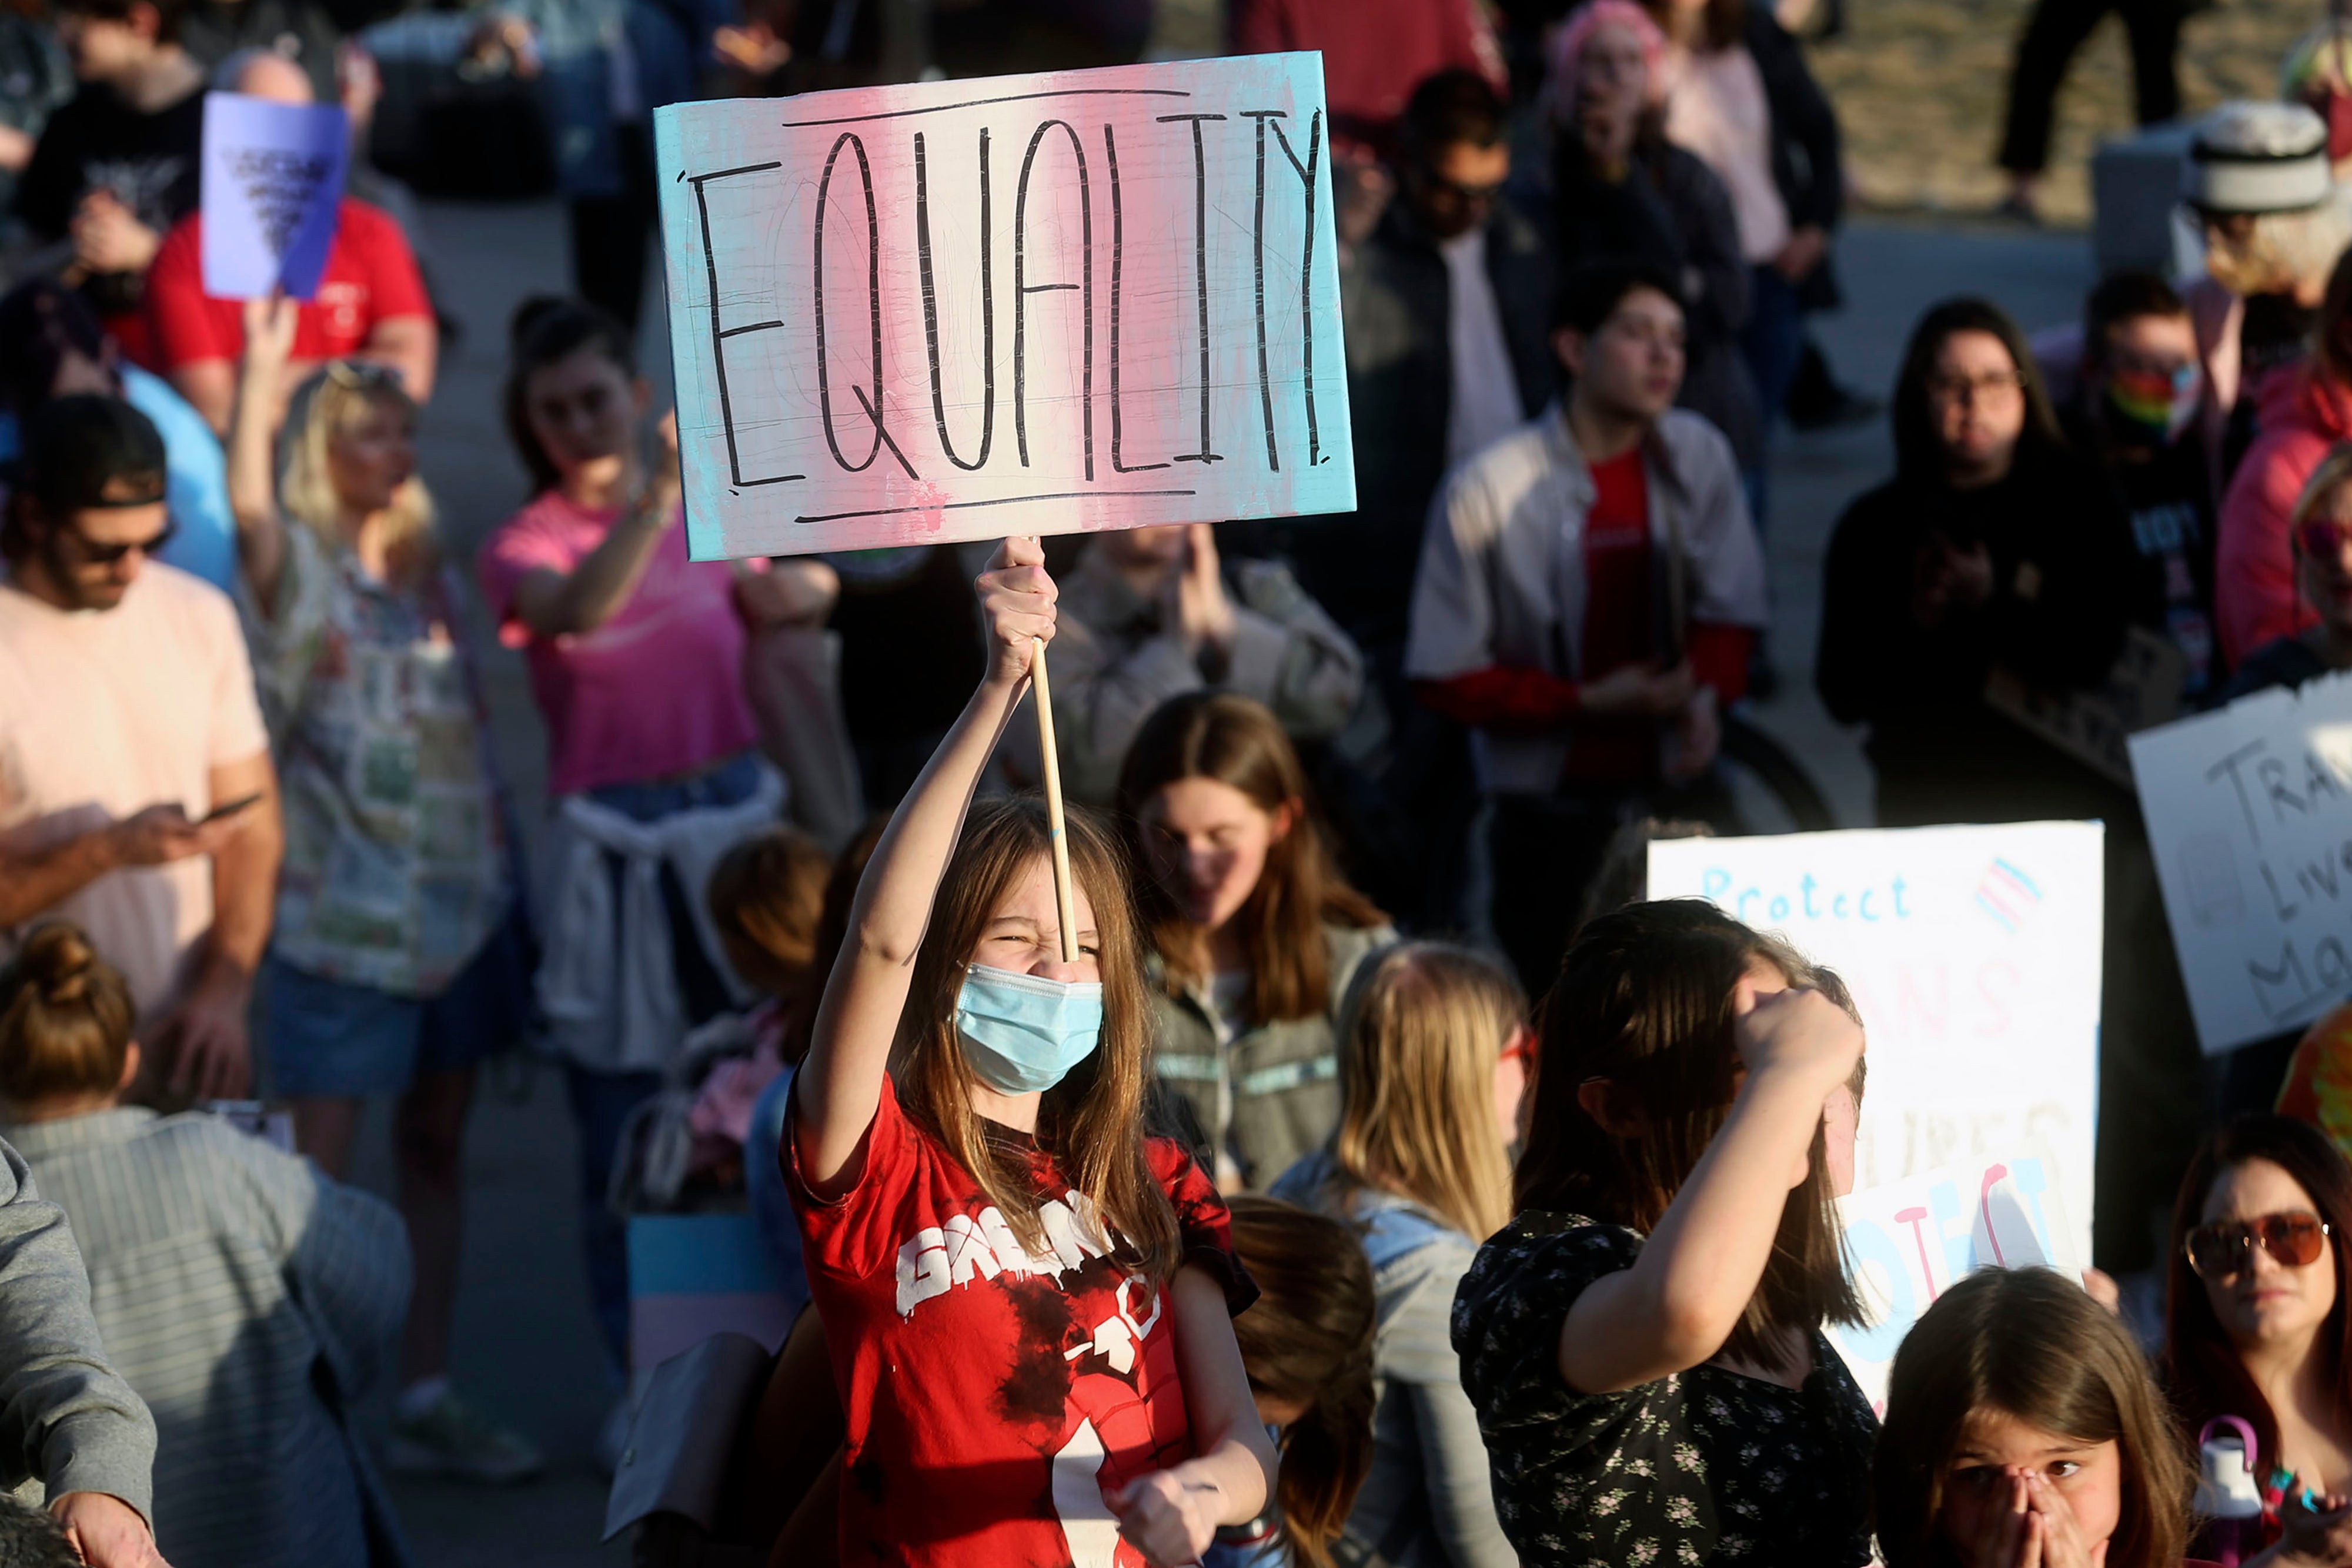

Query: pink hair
1546;0;1666;109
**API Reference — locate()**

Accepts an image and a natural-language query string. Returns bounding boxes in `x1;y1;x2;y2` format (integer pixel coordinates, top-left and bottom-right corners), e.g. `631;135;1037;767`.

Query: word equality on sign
1649;822;2104;1261
199;92;348;301
653;54;1355;560
1827;1148;2083;1416
2132;669;2352;1054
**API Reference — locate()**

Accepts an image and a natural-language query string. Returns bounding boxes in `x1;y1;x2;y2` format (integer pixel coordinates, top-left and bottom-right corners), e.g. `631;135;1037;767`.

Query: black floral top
1451;1212;1878;1567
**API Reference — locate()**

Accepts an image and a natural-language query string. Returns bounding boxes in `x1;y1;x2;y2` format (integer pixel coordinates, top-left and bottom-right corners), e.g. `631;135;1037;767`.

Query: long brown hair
1329;942;1522;1242
0;925;133;1104
2163;1114;2352;1477
1514;899;1865;1370
1224;1196;1376;1568
1115;693;1384;1026
898;795;1180;1280
1877;1268;2193;1568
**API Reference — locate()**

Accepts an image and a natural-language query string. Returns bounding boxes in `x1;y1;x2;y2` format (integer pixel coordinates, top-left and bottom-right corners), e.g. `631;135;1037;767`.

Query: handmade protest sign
2130;669;2352;1055
653;54;1355;561
1648;822;2105;1260
1827;1146;2084;1415
199;92;348;301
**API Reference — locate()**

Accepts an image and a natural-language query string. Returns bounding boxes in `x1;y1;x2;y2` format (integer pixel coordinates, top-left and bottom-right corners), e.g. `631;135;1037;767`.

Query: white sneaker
387;1388;544;1485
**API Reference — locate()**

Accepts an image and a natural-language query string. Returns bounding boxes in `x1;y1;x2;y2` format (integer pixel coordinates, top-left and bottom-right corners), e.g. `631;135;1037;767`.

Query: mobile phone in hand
201;793;263;825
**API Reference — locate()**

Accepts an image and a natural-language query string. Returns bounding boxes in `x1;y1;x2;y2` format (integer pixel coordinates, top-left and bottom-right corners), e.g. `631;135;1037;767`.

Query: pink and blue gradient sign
653;53;1356;560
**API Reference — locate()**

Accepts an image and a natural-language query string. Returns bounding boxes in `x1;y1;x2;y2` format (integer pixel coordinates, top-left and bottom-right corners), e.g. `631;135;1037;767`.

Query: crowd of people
5;0;2352;1563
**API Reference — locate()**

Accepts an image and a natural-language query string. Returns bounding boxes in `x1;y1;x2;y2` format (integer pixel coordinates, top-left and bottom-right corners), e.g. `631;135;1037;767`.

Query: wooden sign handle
1028;637;1079;964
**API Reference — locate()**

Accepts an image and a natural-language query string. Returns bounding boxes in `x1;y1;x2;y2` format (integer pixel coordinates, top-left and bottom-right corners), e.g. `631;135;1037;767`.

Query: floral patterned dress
1451;1211;1877;1567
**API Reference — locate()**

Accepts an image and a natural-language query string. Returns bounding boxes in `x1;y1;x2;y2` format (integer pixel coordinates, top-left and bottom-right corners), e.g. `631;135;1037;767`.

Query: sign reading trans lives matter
2130;668;2352;1054
652;54;1355;560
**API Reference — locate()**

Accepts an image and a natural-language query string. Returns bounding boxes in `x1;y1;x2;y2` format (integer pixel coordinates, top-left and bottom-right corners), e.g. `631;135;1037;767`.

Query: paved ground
348;195;2099;1562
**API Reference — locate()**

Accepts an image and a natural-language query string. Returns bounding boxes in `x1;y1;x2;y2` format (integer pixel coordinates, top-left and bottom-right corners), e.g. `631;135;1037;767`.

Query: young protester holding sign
225;295;537;1483
786;535;1277;1564
2164;1115;2352;1560
477;297;827;1422
1874;1268;2196;1568
1451;900;1875;1565
1115;693;1392;1192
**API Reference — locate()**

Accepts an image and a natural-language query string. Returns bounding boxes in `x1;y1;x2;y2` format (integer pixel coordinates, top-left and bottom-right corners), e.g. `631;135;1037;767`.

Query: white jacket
1404;403;1766;794
534;763;786;1074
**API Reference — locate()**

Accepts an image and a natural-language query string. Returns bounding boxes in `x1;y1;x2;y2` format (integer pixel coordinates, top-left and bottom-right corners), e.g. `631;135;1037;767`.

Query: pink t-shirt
0;564;270;1017
477;491;757;795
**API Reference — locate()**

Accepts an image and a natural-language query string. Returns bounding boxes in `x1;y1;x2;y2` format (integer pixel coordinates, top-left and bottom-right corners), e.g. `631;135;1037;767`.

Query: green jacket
1149;923;1394;1191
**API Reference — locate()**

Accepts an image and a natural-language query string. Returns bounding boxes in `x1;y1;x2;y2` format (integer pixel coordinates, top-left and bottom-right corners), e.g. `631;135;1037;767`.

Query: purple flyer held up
200;91;349;302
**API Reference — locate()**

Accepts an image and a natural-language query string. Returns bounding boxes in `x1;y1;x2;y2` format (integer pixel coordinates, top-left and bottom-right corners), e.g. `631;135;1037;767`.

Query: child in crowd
477;296;827;1405
1210;1196;1377;1568
1875;1267;2194;1568
1274;941;1525;1568
227;295;539;1481
786;536;1276;1563
0;924;411;1568
1452;900;1874;1564
1117;692;1393;1190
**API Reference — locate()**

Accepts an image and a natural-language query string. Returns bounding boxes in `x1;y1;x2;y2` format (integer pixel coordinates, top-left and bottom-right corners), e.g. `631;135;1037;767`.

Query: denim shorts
263;915;534;1098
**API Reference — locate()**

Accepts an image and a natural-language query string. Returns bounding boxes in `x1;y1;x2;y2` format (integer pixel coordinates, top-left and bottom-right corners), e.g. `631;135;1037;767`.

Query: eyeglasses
65;517;175;565
1414;169;1507;205
2184;1210;2331;1279
1501;1025;1539;1071
1927;370;2026;405
325;359;406;392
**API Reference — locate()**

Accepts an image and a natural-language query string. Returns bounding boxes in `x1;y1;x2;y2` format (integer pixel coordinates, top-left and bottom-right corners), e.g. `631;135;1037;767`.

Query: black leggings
1999;0;2183;175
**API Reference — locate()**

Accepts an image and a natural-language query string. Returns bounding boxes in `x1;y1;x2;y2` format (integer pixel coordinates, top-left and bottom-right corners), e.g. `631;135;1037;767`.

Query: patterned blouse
245;526;507;998
1451;1211;1878;1567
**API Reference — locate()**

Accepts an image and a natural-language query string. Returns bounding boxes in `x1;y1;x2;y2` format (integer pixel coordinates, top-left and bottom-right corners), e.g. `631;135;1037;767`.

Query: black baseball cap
20;395;166;516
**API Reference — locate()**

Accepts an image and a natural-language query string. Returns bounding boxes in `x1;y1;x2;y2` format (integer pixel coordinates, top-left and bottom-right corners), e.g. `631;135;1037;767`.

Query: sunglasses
2184;1210;2331;1279
65;517;175;565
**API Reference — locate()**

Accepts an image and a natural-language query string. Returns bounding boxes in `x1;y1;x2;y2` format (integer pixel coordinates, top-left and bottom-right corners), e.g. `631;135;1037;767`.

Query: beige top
0;564;269;1016
1663;44;1790;263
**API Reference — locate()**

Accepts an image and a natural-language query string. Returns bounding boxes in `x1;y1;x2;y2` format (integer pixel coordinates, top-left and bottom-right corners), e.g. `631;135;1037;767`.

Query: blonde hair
278;361;437;589
1329;942;1522;1242
898;795;1180;1279
0;924;133;1103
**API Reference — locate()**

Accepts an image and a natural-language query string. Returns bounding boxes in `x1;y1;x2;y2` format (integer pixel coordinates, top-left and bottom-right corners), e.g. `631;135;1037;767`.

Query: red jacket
2216;365;2352;668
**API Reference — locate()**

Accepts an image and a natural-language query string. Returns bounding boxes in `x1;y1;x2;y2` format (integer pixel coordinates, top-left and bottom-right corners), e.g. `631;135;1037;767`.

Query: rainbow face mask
2107;361;2201;444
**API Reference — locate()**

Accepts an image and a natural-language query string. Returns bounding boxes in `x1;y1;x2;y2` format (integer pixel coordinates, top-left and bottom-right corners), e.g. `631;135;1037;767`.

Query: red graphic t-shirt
1565;447;1657;780
788;1075;1254;1566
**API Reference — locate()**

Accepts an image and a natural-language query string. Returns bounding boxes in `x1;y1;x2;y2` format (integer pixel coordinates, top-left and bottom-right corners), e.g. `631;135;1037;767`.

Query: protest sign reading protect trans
1647;822;2104;1261
652;54;1355;561
2130;670;2352;1055
199;92;348;301
1826;1147;2084;1416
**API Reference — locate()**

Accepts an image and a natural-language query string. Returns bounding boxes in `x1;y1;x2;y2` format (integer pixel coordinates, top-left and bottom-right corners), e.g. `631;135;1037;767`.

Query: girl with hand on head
1115;693;1392;1192
1451;900;1873;1566
788;537;1276;1567
2165;1115;2352;1565
1875;1267;2196;1568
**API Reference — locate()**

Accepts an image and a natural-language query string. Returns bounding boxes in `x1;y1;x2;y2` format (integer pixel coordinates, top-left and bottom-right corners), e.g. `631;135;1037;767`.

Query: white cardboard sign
2129;669;2352;1055
1828;1147;2083;1416
653;54;1356;561
1647;822;2105;1260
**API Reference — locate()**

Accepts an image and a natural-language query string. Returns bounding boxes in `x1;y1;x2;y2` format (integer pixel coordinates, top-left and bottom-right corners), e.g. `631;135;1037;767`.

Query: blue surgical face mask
955;964;1104;1094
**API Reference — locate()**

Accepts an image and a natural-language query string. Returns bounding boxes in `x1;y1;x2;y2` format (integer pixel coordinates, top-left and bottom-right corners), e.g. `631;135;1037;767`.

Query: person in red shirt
1405;260;1766;991
142;50;434;434
786;536;1277;1566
